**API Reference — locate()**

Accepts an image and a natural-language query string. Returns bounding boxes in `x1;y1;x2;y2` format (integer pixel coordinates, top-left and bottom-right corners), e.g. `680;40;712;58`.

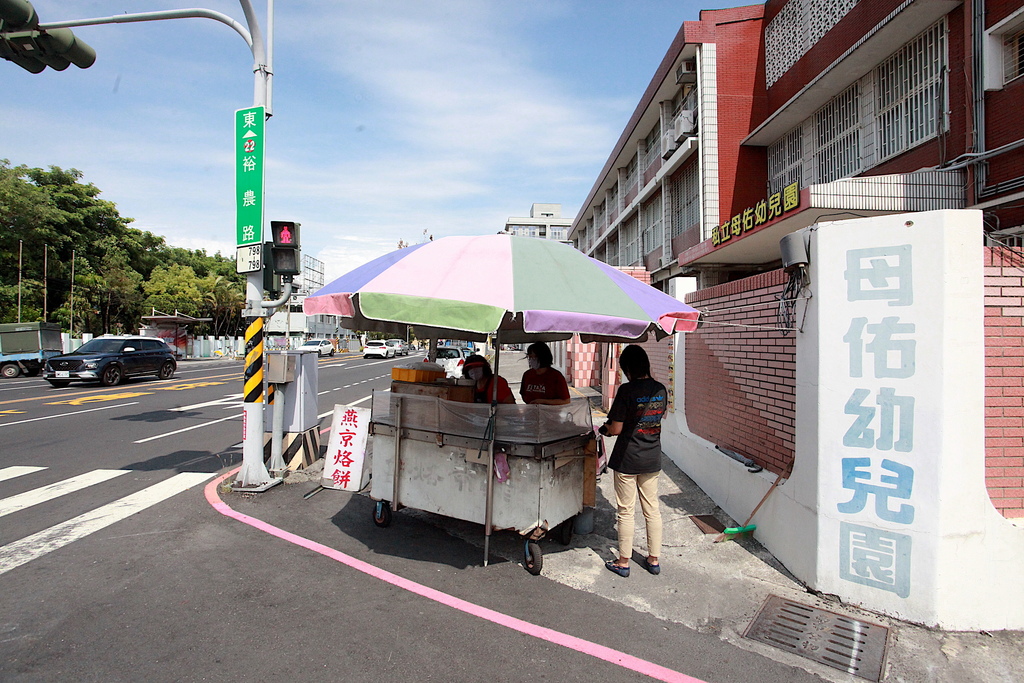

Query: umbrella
303;234;699;341
303;234;700;565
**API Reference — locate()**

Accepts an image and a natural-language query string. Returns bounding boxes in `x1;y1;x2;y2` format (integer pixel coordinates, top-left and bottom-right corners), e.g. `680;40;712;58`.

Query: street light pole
30;1;277;487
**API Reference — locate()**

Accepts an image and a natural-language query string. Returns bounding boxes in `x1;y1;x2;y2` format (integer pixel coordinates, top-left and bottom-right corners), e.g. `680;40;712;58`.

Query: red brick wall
713;11;769;217
985;247;1024;518
683;269;796;475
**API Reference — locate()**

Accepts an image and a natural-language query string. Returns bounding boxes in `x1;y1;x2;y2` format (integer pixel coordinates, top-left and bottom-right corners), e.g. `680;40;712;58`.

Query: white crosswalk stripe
0;469;214;577
0;469;130;519
0;466;46;483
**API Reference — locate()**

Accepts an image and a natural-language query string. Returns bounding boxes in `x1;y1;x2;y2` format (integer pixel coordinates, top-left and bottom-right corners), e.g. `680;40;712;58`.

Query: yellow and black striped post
244;316;265;404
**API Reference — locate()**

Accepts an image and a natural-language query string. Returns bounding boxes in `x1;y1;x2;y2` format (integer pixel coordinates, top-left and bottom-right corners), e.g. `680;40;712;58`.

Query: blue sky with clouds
2;0;735;283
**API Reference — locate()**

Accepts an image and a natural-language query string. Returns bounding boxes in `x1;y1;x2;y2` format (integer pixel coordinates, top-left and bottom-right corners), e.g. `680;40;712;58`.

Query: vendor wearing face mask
463;355;515;404
520;342;571;406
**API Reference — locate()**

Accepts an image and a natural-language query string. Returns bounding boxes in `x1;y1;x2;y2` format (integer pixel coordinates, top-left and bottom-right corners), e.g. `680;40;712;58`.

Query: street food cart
303;235;700;570
368;387;596;574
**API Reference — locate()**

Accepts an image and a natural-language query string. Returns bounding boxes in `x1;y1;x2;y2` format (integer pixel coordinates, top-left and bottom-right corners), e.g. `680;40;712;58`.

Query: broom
713;470;786;543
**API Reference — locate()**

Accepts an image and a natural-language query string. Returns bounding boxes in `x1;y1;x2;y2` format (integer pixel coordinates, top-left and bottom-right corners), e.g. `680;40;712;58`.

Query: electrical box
780;230;810;270
265;350;319;433
266;351;297;384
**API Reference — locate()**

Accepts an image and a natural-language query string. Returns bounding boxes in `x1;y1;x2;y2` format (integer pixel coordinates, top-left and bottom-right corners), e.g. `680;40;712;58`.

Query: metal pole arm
39;9;252;49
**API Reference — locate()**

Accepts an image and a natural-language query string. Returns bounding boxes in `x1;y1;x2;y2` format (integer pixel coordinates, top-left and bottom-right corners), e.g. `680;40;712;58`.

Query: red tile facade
985;246;1024;517
682;269;796;476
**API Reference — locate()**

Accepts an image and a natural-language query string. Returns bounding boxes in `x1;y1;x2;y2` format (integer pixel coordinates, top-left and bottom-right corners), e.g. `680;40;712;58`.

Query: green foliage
0;159;244;336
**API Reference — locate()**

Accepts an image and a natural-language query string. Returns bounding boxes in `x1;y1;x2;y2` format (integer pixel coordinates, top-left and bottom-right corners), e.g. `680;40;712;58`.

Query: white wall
666;210;1024;630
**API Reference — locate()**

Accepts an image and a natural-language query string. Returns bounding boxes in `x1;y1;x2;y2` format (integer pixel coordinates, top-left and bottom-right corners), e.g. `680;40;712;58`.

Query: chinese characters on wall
711;181;800;246
836;245;916;599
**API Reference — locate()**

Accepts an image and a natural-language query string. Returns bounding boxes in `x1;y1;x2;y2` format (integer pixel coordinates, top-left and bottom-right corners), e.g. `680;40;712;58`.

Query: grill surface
50;359;82;371
744;595;889;681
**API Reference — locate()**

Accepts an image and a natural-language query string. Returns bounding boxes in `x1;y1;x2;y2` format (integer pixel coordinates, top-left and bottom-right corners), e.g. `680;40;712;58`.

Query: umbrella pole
483;335;500;566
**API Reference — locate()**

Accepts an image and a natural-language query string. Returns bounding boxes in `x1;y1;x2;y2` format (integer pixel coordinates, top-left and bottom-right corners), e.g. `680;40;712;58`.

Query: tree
143;265;203;317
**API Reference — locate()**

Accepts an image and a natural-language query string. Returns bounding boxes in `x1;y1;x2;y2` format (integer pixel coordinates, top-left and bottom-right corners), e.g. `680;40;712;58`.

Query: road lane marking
134;413;241;443
0;472;214;577
0;466;46;483
171;394;243;412
0;402;140;428
155;381;228;391
47;392;153;406
204;470;706;683
0;469;130;518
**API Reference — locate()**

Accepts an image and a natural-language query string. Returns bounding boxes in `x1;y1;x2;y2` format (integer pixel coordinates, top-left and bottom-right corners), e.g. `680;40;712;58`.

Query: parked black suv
43;336;177;388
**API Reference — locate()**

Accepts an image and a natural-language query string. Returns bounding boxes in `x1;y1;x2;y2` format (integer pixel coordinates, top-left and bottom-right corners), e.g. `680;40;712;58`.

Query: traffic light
262;241;281;297
0;0;96;73
269;221;300;277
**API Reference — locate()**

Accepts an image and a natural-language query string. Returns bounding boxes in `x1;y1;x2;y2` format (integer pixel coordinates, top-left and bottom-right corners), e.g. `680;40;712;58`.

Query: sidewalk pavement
298;348;1023;682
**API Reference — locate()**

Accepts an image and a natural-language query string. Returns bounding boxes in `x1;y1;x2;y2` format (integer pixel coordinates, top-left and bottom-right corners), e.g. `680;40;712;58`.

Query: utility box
264;350;319;432
266;352;297;384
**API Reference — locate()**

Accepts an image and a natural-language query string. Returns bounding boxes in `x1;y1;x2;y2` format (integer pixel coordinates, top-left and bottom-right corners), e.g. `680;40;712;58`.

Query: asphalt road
0;352;823;683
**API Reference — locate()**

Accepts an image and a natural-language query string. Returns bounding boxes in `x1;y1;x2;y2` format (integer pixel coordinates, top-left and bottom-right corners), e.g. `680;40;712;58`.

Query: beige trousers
612;470;662;559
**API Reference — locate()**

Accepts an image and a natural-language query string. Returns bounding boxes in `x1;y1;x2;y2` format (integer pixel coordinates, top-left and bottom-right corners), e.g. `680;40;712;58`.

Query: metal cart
367;391;596;574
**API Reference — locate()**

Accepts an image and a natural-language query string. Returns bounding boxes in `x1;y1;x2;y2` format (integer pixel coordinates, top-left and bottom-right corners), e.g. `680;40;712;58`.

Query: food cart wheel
523;540;543;575
373;501;392;528
554;518;574;545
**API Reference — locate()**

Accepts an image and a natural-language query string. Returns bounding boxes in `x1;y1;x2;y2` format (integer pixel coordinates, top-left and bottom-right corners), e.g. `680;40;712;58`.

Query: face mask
528;359;540;371
468;368;484;381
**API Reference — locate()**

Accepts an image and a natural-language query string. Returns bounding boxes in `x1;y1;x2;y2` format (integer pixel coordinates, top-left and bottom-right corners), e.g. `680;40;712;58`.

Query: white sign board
322;405;371;491
236;243;262;274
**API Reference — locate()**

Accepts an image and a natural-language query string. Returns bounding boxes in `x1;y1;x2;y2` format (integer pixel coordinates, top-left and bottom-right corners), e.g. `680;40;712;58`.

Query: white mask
528;358;540;371
468;368;484;381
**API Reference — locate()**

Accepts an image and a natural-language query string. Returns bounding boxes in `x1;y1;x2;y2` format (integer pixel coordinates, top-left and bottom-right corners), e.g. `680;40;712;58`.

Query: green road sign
235;105;265;246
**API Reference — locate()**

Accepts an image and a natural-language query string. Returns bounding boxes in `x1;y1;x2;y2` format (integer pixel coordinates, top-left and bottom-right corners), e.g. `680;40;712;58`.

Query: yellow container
392;366;445;383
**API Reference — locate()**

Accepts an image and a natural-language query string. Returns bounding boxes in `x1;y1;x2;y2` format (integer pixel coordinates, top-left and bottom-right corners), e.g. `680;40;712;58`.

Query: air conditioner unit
675;110;696;140
675;61;697;85
662;133;678;159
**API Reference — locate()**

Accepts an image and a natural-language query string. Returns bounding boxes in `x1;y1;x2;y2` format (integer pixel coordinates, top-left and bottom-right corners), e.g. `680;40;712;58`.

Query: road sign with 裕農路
235;105;265;247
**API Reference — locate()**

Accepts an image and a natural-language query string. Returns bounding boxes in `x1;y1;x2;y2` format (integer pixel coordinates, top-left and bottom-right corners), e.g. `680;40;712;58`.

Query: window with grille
670;163;699;238
642;123;662;172
814;84;860;183
641;195;663;255
621;216;639;266
768;126;803;194
1006;26;1024;83
594;201;605;230
605;235;619;266
875;21;946;161
624;156;638;193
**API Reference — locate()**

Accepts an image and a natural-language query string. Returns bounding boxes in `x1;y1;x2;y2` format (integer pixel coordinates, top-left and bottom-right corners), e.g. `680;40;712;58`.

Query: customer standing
519;342;571;405
599;345;667;577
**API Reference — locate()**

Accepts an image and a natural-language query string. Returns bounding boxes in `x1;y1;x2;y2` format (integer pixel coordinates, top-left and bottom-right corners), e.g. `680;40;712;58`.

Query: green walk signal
0;0;96;73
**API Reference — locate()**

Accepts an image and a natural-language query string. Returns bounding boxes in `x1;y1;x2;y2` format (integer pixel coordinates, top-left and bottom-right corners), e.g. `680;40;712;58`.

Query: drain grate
744;595;889;681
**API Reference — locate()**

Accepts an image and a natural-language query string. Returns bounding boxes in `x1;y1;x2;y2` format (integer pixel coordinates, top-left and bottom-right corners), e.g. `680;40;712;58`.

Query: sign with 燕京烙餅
235;105;265;247
322;405;371;491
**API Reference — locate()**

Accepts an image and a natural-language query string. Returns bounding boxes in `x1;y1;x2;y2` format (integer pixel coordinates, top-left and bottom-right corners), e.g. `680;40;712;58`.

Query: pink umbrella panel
303;234;700;343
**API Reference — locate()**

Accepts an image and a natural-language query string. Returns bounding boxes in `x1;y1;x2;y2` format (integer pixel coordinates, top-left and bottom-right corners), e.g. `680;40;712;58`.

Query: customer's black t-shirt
606;377;667;474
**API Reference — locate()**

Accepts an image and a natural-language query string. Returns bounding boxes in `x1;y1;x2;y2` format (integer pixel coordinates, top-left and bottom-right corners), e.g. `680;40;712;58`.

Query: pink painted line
204;469;706;683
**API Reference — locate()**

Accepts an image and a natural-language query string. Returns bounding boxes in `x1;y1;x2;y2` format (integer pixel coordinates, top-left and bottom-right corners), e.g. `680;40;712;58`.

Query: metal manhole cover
744;595;889;681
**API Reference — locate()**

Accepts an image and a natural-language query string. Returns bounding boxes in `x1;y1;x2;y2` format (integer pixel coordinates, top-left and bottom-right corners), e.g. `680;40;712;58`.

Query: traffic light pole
15;0;280;489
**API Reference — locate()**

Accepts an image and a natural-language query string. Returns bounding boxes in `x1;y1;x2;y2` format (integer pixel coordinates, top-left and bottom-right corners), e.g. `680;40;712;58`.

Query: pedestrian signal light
269;221;300;276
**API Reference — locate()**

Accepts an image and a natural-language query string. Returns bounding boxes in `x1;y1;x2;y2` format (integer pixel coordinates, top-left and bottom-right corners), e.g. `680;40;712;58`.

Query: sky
2;0;739;286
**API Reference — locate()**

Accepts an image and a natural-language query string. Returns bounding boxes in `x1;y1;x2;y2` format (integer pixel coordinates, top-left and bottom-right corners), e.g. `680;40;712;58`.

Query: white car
299;339;335;357
435;346;471;378
363;340;394;359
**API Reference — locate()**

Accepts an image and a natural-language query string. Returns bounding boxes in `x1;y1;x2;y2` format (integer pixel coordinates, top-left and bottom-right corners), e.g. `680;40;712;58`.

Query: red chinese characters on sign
323;405;371;492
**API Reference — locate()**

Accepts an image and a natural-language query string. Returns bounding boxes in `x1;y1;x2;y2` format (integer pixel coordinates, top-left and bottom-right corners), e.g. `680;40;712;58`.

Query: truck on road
0;322;63;378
